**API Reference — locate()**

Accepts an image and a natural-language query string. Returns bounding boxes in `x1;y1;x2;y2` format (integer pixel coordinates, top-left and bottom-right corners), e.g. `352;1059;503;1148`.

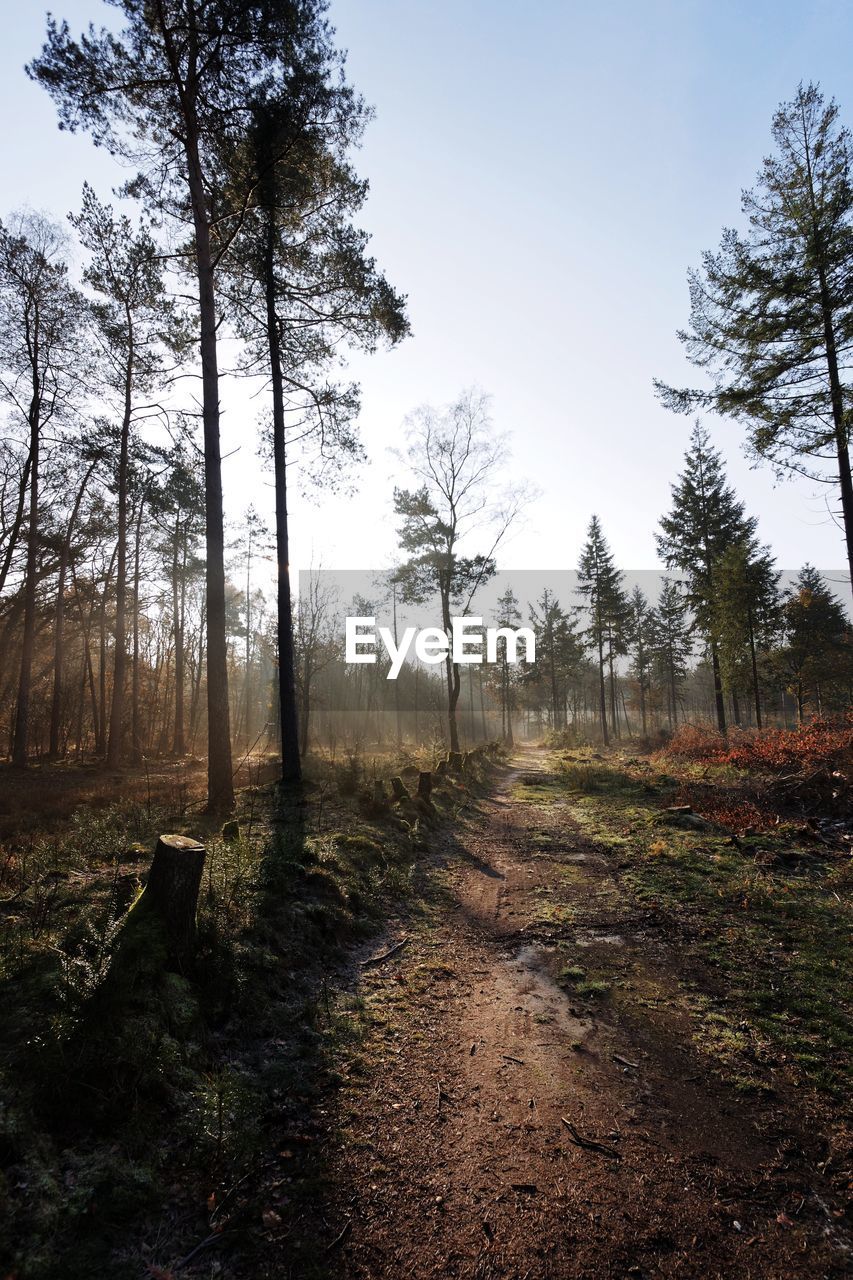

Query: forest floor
1;741;850;1279
247;745;852;1280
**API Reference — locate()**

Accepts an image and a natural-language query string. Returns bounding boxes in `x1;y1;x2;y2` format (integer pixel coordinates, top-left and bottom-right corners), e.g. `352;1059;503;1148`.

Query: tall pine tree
713;542;780;728
650;578;692;730
656;84;853;596
577;515;626;746
657;422;758;733
30;0;346;810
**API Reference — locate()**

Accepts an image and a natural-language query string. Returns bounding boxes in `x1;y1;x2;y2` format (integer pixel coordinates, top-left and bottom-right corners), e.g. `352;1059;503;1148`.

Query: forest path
300;748;841;1279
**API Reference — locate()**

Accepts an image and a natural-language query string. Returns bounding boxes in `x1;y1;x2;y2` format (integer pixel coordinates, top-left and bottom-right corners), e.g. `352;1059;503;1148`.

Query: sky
2;0;853;592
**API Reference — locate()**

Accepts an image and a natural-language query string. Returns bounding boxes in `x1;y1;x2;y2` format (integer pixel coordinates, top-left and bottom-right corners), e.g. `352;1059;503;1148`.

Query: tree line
287;411;852;755
2;17;852;798
0;0;407;809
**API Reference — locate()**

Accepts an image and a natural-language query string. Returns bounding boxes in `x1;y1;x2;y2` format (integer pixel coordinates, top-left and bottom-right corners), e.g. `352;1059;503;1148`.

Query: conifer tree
31;0;346;809
773;565;851;721
227;81;407;786
657;422;758;733
577;515;625;746
494;586;522;745
650;578;692;729
713;542;780;728
528;589;579;730
656;84;853;595
627;586;654;737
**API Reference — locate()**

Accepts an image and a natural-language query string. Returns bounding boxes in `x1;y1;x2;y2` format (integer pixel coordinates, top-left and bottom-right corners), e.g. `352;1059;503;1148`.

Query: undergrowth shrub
658;717;853;775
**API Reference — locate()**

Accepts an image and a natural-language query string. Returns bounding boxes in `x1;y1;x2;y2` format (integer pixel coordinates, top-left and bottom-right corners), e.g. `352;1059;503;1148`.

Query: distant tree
0;213;87;765
47;444;102;758
650;578;692;729
772;565;851;721
231;505;272;750
627;586;654;738
656;84;853;596
577;515;626;746
713;542;780;728
528;588;579;731
150;445;205;757
71;186;179;767
493;585;522;745
294;573;338;756
394;390;522;753
657;422;758;733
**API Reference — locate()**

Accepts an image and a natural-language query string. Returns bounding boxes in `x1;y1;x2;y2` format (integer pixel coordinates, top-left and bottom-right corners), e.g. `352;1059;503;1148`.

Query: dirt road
288;750;848;1279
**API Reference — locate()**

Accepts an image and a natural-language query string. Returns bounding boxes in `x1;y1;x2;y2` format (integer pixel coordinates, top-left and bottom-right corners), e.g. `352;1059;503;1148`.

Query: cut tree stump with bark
416;771;433;801
132;834;206;969
371;780;389;813
390;776;409;801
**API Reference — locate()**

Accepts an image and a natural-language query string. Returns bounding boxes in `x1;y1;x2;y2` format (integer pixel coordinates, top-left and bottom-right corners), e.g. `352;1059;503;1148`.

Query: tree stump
390;775;409;801
131;834;206;969
435;759;448;776
448;751;464;774
416;771;433;802
372;780;389;812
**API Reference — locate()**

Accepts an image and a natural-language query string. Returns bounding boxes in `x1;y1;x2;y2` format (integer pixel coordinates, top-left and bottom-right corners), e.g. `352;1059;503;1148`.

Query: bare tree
294;573;339;757
394;389;526;753
0;212;87;766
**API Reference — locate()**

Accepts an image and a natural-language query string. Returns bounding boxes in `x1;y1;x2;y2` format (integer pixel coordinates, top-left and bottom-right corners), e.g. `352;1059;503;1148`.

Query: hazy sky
3;0;853;586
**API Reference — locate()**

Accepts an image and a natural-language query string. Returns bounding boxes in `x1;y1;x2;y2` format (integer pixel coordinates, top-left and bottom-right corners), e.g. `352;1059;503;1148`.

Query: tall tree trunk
49;462;93;758
638;652;648;737
445;658;461;752
264;207;302;787
393;583;403;748
131;498;144;764
746;602;762;730
502;655;514;747
0;448;32;598
189;593;206;752
107;361;133;768
802;123;853;595
97;582;108;757
242;528;252;750
440;581;461;753
299;669;311;757
183;106;233;811
710;640;727;733
172;517;186;755
607;643;618;739
12;398;40;767
549;648;559;730
597;630;609;747
669;650;678;729
620;687;632;736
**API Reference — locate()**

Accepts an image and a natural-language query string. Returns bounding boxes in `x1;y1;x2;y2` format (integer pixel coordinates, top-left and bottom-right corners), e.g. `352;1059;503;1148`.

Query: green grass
546;750;853;1106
